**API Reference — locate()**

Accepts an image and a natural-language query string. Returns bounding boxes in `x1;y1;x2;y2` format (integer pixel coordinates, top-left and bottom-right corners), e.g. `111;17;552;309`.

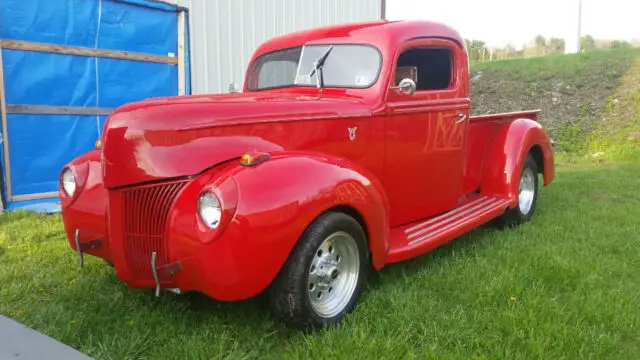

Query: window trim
385;36;464;102
246;43;384;92
394;46;457;92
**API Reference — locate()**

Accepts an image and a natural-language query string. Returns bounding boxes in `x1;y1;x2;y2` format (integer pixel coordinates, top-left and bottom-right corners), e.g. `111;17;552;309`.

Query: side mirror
392;78;416;96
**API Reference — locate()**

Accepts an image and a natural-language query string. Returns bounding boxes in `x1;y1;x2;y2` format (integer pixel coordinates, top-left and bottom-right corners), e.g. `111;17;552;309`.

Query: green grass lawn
2;160;639;359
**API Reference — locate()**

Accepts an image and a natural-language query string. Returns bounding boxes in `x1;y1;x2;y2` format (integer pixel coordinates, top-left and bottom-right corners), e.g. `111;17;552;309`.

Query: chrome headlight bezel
61;168;77;197
197;190;222;229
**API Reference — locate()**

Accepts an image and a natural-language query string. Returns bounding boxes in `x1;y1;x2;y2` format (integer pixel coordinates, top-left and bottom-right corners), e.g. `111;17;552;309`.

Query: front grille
122;179;188;279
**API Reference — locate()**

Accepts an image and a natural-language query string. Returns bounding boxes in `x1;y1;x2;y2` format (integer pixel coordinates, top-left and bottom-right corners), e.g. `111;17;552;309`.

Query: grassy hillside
470;48;640;160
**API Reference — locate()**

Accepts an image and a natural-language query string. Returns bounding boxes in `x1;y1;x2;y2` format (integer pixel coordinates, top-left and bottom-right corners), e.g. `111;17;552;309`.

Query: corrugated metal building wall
169;0;382;94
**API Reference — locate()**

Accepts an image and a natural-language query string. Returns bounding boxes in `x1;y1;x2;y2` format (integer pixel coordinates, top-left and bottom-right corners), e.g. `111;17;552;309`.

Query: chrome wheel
518;167;536;215
307;231;360;318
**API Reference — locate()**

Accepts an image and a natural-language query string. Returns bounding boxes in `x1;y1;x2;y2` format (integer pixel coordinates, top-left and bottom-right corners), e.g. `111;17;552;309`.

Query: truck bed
462;109;542;196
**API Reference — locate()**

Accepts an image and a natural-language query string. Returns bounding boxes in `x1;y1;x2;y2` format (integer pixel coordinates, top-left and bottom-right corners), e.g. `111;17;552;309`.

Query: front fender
481;118;555;205
59;150;111;262
168;151;389;301
233;152;390;268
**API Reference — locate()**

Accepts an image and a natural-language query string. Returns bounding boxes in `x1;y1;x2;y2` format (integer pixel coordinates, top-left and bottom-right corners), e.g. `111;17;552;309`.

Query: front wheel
267;211;369;330
495;153;539;227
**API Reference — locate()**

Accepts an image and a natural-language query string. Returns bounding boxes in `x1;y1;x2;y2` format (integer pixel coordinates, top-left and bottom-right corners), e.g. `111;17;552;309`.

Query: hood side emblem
348;126;358;141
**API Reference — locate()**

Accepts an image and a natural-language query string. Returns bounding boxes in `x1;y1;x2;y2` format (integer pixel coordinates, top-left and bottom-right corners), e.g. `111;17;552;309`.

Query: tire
267;211;369;330
495;153;539;227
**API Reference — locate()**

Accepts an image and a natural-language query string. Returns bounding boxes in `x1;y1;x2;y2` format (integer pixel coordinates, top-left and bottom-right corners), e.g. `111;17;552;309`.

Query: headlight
61;169;76;197
198;191;221;229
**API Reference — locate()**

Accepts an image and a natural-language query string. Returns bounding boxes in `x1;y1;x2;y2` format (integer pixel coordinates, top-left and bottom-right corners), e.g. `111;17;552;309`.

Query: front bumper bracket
150;252;183;297
74;229;103;269
151;252;160;297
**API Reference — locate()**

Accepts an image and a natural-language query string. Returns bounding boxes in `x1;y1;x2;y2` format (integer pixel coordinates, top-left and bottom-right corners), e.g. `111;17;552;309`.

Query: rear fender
480;118;555;206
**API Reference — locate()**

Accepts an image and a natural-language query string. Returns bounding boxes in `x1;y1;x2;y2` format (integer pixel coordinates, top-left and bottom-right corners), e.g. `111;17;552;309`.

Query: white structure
169;0;384;94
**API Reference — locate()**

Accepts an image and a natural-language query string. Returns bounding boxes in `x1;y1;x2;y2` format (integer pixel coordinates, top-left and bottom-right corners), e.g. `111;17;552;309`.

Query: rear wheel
495;153;539;227
267;211;369;330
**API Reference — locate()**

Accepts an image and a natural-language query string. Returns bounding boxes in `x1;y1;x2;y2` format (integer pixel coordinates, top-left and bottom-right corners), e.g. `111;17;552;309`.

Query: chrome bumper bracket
150;255;182;297
74;229;102;269
151;252;161;297
75;229;83;269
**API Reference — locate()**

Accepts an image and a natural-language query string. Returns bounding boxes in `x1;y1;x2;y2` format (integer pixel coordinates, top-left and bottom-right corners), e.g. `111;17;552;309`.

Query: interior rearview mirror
392;78;416;96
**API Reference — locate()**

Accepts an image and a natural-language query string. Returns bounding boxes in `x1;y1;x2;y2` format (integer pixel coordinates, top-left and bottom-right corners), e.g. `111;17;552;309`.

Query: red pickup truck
59;20;555;330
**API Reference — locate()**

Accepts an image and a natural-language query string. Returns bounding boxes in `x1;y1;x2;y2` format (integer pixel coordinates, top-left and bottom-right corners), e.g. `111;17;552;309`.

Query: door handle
455;113;467;124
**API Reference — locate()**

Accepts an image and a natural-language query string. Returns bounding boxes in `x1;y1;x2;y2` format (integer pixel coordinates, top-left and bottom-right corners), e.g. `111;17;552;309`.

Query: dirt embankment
468;50;640;142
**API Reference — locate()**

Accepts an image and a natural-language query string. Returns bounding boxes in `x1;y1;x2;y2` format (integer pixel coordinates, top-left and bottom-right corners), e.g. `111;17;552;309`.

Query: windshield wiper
308;45;333;89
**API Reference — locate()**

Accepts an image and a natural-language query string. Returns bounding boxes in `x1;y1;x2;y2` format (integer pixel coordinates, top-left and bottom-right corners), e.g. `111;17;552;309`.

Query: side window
395;47;454;91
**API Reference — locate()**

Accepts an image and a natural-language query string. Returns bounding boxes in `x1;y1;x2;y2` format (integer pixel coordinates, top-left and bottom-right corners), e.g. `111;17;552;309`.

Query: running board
387;195;510;263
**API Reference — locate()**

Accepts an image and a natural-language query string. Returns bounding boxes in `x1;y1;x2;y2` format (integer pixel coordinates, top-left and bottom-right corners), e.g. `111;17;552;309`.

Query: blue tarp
0;0;188;209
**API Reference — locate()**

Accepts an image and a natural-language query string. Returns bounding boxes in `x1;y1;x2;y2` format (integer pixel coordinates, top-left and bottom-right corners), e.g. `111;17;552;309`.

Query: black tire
494;153;539;227
267;211;369;330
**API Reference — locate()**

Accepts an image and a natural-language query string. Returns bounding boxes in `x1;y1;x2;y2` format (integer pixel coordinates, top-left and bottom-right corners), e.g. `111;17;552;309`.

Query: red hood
101;91;372;189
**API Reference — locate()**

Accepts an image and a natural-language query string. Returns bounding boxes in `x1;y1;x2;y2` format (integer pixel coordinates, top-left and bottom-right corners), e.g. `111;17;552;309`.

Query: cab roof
249;19;466;61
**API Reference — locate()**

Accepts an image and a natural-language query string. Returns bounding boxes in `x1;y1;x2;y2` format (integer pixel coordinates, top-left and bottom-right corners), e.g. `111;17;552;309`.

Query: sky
386;0;640;53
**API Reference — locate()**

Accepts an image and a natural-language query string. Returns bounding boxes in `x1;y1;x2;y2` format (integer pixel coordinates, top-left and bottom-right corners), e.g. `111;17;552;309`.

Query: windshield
246;44;382;91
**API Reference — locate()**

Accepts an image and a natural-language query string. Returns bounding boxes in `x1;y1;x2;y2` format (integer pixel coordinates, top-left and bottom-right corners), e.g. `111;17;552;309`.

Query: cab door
383;38;470;227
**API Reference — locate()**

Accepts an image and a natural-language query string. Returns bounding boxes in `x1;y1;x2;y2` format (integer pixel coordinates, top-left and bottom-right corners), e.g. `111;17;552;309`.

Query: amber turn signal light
239;152;270;166
95;139;102;149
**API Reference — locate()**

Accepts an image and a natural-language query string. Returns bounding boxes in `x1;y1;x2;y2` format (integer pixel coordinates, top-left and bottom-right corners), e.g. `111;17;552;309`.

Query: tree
580;35;595;52
470;40;486;49
503;44;517;59
534;35;548;48
464;39;487;62
549;38;565;54
531;35;549;56
610;40;632;49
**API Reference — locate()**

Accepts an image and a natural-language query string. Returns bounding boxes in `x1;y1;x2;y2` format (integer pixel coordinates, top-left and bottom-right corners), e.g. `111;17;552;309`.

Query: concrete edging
0;315;92;360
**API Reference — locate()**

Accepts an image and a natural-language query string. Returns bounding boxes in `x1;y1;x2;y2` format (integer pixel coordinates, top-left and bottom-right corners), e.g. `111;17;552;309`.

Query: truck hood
101;92;372;189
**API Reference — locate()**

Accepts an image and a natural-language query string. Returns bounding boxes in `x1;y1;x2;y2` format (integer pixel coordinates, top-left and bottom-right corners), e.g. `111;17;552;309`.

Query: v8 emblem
348;126;358;141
